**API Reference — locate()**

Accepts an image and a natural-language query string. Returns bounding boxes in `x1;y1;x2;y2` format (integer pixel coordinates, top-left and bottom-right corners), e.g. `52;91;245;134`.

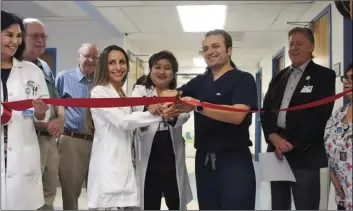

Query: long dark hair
142;50;179;90
93;45;130;87
1;10;26;61
86;45;130;133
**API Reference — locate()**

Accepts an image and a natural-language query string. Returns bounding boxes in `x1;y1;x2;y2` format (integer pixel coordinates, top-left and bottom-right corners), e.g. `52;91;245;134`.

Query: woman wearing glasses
324;63;352;210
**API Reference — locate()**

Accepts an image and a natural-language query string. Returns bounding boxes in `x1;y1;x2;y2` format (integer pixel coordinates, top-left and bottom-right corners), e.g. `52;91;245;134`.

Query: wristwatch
195;105;204;113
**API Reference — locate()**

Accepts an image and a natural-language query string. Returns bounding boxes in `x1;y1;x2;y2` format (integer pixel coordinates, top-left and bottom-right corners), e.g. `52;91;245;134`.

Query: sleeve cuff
34;109;51;123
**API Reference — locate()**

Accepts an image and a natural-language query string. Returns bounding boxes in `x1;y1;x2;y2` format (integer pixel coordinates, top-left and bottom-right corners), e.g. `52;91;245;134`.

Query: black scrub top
177;69;258;152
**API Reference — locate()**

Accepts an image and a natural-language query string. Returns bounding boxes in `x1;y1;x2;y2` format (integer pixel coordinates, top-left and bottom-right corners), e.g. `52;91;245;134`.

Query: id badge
22;108;34;118
339;151;347;161
300;86;313;93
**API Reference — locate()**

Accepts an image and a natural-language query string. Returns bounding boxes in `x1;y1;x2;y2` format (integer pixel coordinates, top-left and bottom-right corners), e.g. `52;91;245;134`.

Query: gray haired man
23;18;65;210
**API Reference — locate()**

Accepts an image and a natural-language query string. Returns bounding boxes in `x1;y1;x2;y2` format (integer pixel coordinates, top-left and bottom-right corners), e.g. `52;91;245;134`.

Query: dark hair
86;45;129;133
1;10;25;61
203;29;237;74
133;75;148;89
288;27;315;59
143;50;178;90
345;62;353;75
93;45;129;87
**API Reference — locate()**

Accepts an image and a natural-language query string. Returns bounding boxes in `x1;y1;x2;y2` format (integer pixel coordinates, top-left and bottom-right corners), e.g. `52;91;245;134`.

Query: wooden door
312;13;329;68
39;49;56;76
278;56;285;70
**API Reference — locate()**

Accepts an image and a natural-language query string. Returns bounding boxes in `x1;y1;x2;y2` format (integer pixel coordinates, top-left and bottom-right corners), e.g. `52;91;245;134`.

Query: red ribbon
1;90;351;125
185;89;352;112
1;106;12;125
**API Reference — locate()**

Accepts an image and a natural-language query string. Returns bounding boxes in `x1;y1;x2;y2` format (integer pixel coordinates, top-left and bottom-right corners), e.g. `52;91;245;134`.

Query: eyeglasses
25;33;48;41
80;53;99;61
340;75;353;83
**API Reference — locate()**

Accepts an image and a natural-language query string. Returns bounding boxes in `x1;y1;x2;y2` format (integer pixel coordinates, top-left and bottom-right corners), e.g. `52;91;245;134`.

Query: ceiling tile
225;4;283;31
1;1;60;18
96;7;140;33
122;7;183;32
34;1;88;17
270;3;312;30
91;1;144;7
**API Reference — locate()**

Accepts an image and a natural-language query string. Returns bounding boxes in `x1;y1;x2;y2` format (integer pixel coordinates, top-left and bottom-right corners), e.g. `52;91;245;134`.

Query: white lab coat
132;85;193;210
87;83;163;209
1;58;50;210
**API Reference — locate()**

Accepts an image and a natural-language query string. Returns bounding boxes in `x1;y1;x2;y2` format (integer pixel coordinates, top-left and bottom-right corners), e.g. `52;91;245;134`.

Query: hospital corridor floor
53;143;339;210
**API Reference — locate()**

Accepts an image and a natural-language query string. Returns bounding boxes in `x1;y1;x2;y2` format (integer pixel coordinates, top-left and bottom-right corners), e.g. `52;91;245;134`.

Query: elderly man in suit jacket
260;27;336;210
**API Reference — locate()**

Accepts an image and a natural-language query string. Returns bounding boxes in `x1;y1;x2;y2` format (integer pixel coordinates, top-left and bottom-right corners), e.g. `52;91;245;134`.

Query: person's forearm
200;105;249;125
330;169;341;186
55;106;65;121
34;112;45;120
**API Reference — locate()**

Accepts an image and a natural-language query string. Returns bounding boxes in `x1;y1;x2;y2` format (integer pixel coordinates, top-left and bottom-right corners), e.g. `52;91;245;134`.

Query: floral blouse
324;103;352;210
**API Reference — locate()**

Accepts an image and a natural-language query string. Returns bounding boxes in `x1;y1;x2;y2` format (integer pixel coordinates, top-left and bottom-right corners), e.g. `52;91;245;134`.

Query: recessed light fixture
177;5;227;32
193;57;207;68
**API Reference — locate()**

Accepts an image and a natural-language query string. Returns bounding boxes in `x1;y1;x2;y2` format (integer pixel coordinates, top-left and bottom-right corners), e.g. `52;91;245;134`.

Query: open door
272;47;285;76
39;48;57;76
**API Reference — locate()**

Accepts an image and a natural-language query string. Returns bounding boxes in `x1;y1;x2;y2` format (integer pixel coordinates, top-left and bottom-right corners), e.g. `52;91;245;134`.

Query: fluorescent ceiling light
193;57;207;68
177;5;227;32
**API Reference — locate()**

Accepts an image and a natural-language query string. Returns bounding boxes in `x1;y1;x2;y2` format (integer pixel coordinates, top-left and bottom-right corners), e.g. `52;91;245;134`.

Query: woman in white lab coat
1;10;51;210
86;45;163;210
132;50;192;210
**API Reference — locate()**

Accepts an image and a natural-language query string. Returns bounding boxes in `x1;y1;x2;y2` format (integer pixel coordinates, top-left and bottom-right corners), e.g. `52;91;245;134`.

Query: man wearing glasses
55;43;99;210
23;18;65;210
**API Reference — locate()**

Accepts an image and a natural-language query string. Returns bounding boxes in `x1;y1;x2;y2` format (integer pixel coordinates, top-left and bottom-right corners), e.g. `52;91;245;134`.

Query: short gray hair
22;18;44;31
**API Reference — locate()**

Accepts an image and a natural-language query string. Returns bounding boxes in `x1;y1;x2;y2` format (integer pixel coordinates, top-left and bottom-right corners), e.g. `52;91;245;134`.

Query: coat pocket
21;147;41;176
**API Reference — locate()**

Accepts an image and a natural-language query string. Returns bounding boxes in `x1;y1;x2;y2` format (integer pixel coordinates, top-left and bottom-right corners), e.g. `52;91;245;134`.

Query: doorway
311;4;331;68
255;69;262;162
272;47;285;76
343;14;352;105
39;48;57;76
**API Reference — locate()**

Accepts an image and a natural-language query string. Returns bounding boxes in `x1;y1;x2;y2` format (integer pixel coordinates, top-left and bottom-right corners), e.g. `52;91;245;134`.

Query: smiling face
202;34;232;70
288;32;314;67
1;23;22;61
150;58;174;89
107;50;128;85
77;44;99;76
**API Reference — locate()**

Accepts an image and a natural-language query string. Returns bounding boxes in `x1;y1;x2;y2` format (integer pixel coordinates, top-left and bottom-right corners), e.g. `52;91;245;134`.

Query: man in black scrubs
161;29;258;210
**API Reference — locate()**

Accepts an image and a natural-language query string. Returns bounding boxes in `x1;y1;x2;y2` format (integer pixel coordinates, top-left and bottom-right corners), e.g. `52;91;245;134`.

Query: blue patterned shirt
55;67;93;134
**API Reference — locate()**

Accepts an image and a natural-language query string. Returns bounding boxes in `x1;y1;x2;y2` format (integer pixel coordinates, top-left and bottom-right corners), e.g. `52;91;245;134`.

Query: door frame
311;4;332;209
255;69;262;162
272;47;285;77
343;16;352;105
44;48;57;77
311;4;332;69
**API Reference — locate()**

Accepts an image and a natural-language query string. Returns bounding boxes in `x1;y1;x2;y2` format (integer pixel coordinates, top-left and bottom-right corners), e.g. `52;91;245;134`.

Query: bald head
22;18;47;61
77;43;99;76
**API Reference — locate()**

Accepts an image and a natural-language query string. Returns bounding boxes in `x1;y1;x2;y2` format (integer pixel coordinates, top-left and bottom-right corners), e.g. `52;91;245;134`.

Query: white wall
257;1;344;153
43;19;124;73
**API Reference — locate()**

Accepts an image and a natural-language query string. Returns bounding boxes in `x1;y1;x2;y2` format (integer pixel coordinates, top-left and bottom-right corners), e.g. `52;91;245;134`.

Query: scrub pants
195;148;256;210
